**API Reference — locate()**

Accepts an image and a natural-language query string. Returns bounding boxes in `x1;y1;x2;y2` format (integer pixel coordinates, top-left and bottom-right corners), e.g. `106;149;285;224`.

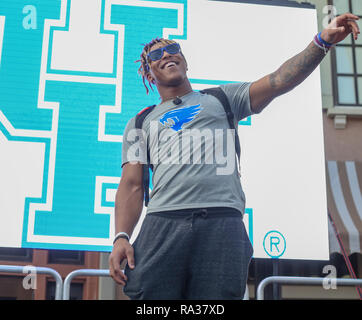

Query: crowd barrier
0;264;63;300
62;269;110;300
256;276;362;300
62;269;251;300
1;265;362;300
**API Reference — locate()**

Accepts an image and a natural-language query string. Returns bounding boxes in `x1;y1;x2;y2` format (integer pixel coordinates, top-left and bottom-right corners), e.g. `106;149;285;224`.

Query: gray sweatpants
123;207;253;300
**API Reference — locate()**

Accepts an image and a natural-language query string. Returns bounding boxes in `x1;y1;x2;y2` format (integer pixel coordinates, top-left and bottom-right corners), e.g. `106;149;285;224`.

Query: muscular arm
269;41;326;95
249;13;360;114
249;41;325;114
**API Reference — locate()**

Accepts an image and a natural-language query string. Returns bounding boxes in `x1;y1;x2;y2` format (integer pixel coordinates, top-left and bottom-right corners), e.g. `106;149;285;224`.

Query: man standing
109;13;359;300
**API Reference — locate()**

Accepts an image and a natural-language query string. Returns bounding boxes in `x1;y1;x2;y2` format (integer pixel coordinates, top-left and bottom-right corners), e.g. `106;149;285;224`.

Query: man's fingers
113;268;127;286
331;13;360;40
339;13;359;21
333;13;358;29
109;253;127;285
108;241;134;285
110;261;127;285
126;246;135;269
347;20;361;40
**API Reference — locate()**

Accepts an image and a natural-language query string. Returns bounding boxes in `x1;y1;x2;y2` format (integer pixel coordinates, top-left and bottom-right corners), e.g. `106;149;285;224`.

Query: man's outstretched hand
321;13;360;44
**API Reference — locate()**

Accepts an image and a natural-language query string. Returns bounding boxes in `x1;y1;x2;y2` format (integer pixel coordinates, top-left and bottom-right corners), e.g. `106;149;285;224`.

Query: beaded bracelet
318;32;333;47
313;32;334;54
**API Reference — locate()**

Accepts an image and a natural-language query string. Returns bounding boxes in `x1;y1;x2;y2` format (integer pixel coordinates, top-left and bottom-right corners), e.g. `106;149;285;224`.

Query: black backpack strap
200;87;241;161
135;104;156;128
135;104;156;207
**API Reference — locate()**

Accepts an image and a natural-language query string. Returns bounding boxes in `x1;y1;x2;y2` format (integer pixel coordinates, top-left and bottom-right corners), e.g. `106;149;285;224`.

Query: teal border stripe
240;116;251;126
47;0;118;77
244;207;253;247
190;78;239;86
23;241;112;252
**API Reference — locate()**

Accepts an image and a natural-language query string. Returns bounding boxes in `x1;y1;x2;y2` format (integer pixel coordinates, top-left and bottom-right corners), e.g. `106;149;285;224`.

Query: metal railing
61;268;252;300
257;276;362;300
0;264;63;300
2;265;362;300
63;268;110;300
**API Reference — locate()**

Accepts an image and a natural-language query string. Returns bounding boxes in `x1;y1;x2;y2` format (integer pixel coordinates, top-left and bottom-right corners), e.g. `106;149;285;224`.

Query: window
47;250;84;265
0;247;33;262
330;0;362;106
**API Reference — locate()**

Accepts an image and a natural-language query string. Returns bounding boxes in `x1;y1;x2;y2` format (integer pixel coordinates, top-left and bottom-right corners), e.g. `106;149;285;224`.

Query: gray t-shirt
122;82;253;215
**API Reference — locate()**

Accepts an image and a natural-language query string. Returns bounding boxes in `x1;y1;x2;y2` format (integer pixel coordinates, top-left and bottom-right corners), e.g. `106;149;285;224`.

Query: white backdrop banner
0;0;328;259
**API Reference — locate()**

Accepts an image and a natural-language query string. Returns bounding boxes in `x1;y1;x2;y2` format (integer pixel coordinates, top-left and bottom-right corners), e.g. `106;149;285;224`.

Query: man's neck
158;80;193;103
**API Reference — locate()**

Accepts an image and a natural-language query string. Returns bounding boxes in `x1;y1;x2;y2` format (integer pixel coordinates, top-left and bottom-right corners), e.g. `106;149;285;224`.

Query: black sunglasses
147;43;181;62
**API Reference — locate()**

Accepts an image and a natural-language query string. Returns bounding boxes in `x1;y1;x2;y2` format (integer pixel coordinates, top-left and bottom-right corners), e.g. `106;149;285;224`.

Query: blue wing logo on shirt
159;104;203;132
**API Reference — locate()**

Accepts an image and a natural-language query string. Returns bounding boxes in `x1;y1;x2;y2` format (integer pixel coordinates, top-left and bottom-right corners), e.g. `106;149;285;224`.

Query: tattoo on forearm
269;41;326;93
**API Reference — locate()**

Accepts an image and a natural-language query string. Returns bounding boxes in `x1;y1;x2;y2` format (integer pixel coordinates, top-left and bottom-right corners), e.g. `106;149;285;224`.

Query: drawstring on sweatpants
189;209;208;228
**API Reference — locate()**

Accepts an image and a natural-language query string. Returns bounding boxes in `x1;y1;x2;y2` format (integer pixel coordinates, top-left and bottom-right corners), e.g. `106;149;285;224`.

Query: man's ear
146;72;155;84
181;53;188;71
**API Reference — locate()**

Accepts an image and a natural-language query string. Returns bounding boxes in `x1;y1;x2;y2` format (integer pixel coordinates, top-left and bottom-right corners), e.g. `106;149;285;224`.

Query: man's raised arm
249;13;360;114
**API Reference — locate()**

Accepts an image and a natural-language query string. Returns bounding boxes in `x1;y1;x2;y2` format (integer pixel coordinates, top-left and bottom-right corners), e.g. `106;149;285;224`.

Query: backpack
134;87;241;206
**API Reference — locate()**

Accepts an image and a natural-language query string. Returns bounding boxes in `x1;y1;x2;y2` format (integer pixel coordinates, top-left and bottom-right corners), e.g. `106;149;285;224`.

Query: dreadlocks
136;37;184;94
